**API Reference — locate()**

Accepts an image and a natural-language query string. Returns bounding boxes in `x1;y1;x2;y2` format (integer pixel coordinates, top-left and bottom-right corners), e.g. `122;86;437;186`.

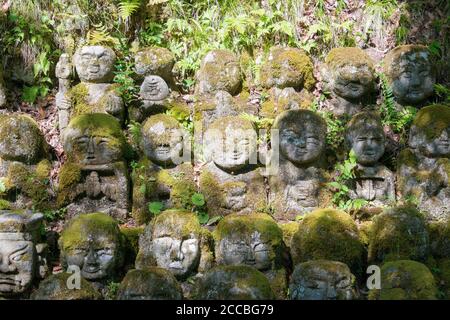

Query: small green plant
127;121;142;145
191;192;209;224
435;84;450;103
0;178;6;194
105;281;121;300
148;201;164;216
43;208;66;222
166;108;193;135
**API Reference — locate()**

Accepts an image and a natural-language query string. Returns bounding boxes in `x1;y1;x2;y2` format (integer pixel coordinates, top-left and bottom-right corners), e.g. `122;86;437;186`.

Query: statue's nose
85;248;98;265
0;255;16;273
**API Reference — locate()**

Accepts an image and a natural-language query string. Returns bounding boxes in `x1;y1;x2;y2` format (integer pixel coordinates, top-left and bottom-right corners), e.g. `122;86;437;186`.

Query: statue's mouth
168;261;184;270
88;65;100;74
0;276;19;286
156;147;170;155
83;266;101;274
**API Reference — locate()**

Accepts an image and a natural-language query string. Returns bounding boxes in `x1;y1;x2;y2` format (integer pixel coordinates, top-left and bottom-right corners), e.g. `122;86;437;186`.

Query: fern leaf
118;0;141;20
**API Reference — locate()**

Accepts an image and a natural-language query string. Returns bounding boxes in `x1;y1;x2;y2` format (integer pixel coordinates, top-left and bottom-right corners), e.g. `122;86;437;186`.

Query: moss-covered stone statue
289;260;357;300
214;213;290;299
290;208;365;275
321;47;376;116
195;265;275;300
199;116;266;216
269;110;329;221
0;210;47;298
59;46;124;130
31;272;101;300
0;114;52;211
134;47;176;86
58;114;130;220
135;210;213;297
195;49;241;96
368;206;429;263
344;111;395;207
383;45;435;108
55;53;74;130
132;114;196;224
397;104;450;221
116;268;183;300
369;260;438;300
59;213;125;289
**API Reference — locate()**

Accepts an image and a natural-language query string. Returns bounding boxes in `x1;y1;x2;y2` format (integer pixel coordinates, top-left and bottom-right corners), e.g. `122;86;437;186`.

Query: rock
289;260;357;300
195;265;275;300
117;268;183;300
135;47;176;84
369;260;438;300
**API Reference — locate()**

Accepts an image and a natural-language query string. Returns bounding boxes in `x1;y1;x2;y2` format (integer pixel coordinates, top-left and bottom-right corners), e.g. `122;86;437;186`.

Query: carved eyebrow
9;243;29;258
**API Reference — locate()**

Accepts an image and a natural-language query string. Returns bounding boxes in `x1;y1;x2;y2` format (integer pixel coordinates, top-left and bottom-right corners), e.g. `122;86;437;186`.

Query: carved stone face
352;131;385;165
206;118;257;172
55;54;72;79
419;127;450;158
74;46;116;83
279;125;325;165
286;180;319;208
290;260;356;300
0;237;35;295
332;66;373;101
142;115;185;166
139;75;169;101
219;232;271;271
72;134;123;165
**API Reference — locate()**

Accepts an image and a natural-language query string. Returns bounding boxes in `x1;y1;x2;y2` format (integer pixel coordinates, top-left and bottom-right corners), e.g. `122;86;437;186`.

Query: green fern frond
87;23;119;46
118;0;142;20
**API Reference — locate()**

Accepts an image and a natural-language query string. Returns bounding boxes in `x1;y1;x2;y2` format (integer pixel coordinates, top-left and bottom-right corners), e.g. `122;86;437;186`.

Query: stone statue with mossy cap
321;47;377;117
0;210;48;298
398;104;450;221
0;114;52;211
131;114;196;225
214;213;291;299
58;113;130;220
199;116;266;217
58;46;124;130
135;210;214;298
269;110;329;221
344;111;396;208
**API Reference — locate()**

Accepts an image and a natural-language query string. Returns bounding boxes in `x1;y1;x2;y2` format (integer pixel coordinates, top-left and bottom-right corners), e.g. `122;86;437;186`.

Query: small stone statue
116;268;183;300
59;213;125;285
0;114;52;211
195;265;275;300
383;45;435;108
321;47;376;116
58;114;130;220
199;116;266;216
289;260;357;300
135;210;214;283
59;46;124;130
398;104;450;221
55;53;73;130
269;110;328;221
0;210;47;298
132;114;196;224
345;111;396;207
214;213;290;299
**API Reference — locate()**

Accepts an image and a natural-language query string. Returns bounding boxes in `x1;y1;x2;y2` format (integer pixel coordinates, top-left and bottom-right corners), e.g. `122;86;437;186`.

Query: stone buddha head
273;110;327;166
204;116;257;173
135;210;203;280
408;104;450;158
139;75;169;102
346;111;385;166
59;212;124;281
323;47;376;102
0;210;43;296
74;46;116;83
62;114;128;166
141;114;188;166
383;45;435;106
214;213;286;271
0;115;46;164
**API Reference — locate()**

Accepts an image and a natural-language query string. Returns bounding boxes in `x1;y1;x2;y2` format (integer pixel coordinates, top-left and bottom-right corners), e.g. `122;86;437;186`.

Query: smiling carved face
419;127;450;158
74;46;116;83
279;126;325;166
332;65;374;101
351;131;385;165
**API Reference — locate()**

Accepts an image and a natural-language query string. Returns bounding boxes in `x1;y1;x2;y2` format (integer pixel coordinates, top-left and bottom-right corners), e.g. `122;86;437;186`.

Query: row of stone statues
0;206;446;300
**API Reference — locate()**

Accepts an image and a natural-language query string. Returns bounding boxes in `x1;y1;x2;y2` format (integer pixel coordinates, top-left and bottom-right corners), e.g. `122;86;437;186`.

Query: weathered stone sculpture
59;46;124;130
291;209;365;275
195;49;241;96
383;45;435;108
345;111;395;206
368;206;429;263
397;104;450;221
58;114;130;220
321;47;376;116
135;210;213;282
199;116;266;216
195;265;275;300
134;47;176;86
31;272;101;300
132;114;196;224
289;260;357;300
116;268;183;300
0;210;46;297
59;213;125;284
269;110;328;221
55;53;73;130
369;260;438;300
0;114;52;211
214;213;290;298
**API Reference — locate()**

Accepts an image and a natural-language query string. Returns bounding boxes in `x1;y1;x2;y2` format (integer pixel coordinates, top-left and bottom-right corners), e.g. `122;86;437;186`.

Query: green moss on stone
326;47;375;70
412;104;450;140
57;162;82;207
